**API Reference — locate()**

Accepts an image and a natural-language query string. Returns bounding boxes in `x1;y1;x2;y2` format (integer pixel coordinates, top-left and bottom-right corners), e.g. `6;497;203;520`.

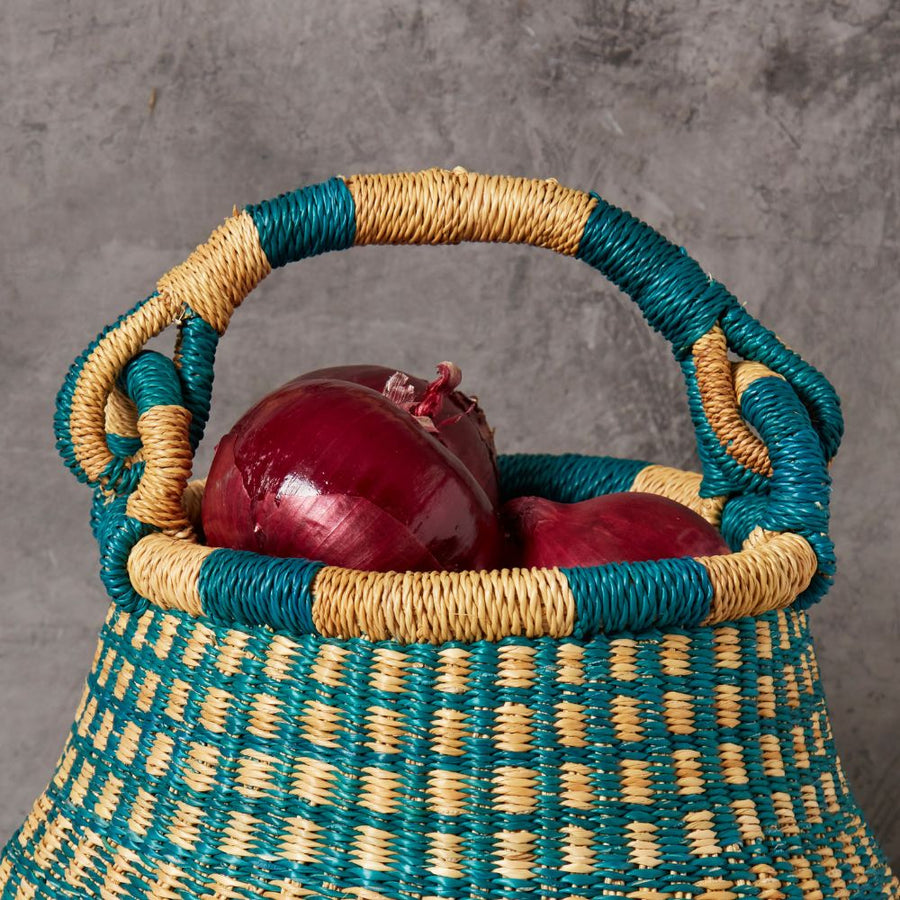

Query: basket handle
54;168;840;552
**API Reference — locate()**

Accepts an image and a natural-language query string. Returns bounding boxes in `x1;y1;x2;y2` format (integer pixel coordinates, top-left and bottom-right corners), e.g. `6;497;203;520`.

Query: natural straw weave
3;168;895;898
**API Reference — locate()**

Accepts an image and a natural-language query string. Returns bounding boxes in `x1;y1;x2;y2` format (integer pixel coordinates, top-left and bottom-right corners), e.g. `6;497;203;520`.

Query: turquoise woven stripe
175;309;219;451
198;548;323;634
723;303;843;461
89;489;108;543
105;434;141;458
497;453;648;503
94;453;145;497
89;488;142;545
719;493;768;550
576;194;738;356
741;377;830;534
96;507;153;614
740;375;835;607
54;292;156;488
117;351;184;417
680;355;769;497
7;601;896;897
245;176;356;269
565;556;713;638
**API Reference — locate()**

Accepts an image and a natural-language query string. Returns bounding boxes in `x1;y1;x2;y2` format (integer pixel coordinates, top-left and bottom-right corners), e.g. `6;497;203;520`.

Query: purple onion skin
202;378;505;572
295;365;500;508
503;493;731;569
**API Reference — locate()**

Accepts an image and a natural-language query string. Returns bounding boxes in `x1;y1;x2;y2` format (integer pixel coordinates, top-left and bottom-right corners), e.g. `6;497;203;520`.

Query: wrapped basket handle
54;168;839;641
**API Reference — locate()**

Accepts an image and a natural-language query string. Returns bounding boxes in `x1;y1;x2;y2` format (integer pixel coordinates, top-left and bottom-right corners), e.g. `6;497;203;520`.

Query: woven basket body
2;589;897;898
2;169;896;897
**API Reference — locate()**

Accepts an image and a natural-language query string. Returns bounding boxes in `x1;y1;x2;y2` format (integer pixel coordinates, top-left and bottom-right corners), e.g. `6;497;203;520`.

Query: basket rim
117;453;819;644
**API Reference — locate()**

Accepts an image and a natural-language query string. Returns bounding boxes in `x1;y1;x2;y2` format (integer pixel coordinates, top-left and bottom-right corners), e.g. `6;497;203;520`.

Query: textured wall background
2;0;898;870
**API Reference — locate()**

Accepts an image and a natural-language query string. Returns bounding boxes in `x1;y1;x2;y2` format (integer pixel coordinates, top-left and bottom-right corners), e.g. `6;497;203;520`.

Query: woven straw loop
88;353;191;502
115;352;195;537
55;291;183;491
693;325;773;477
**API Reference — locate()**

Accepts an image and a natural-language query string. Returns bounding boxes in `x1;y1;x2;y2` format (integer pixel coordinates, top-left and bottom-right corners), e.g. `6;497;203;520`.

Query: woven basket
2;168;896;899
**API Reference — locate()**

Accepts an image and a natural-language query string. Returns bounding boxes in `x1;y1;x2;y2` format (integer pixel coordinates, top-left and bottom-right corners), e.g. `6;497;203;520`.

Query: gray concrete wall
2;0;898;872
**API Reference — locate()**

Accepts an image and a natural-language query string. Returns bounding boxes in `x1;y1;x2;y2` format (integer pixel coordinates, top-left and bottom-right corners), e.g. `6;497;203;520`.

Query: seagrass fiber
1;602;896;899
23;169;893;897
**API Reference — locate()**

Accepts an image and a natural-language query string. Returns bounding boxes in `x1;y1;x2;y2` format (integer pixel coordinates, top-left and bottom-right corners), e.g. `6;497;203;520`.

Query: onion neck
382;362;473;433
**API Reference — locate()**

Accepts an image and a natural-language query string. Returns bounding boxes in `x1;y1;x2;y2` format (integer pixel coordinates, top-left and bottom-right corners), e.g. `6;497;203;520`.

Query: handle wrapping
54;168;841;640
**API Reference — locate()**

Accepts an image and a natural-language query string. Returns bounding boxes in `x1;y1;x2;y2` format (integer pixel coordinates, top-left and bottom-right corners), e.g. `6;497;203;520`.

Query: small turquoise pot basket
1;169;896;898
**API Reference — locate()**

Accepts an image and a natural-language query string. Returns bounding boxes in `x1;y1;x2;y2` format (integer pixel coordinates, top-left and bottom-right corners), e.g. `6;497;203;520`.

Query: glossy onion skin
295;365;500;508
502;492;732;569
202;378;505;572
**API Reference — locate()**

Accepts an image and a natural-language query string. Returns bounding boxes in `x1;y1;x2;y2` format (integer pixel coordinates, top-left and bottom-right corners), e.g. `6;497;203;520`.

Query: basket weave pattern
2;599;896;898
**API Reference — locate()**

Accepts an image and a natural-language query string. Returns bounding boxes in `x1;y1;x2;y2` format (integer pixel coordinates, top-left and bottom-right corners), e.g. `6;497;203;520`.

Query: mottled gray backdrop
2;0;898;868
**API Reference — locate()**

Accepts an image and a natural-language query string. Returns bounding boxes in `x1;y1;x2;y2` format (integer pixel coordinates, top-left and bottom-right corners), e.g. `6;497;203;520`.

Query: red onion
502;493;731;568
202;367;505;572
295;363;499;507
